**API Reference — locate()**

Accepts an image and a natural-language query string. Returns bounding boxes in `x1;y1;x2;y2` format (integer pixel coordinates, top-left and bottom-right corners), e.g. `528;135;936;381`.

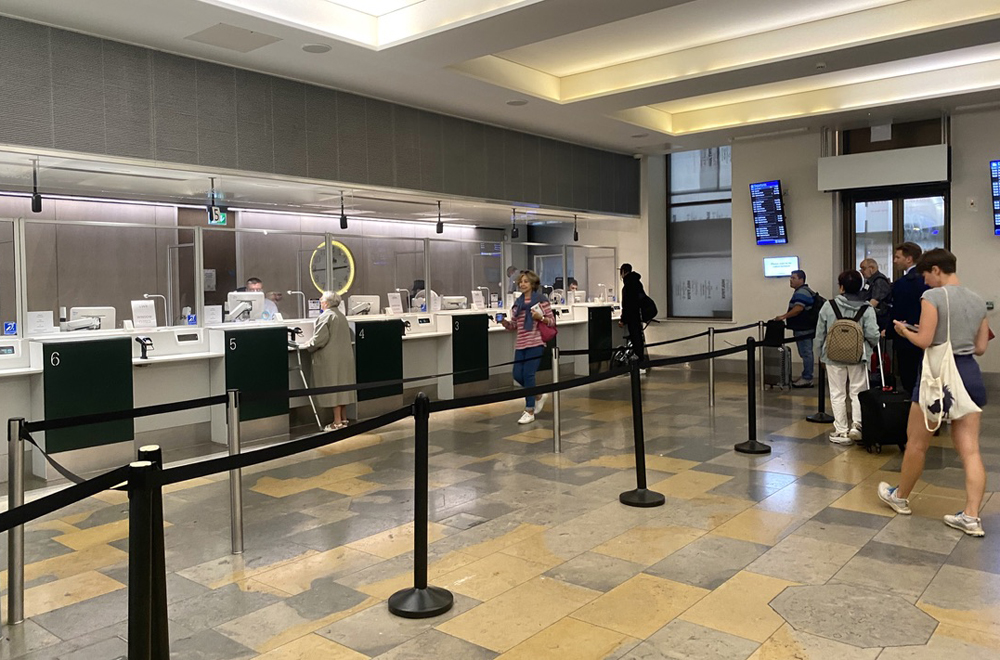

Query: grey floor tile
644;535;770;589
169;628;256;659
31;589;128;641
372;629;498;659
544;552;644;592
285;514;403;551
0;619;63;658
873;514;965;555
747;534;858;584
621;620;759;660
832;541;947;601
167;582;284;633
58;637;127;660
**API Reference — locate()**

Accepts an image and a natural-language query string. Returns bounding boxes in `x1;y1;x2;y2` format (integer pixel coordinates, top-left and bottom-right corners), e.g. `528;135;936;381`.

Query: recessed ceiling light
302;43;332;54
815;61;828;70
506;99;529;107
631;133;649;138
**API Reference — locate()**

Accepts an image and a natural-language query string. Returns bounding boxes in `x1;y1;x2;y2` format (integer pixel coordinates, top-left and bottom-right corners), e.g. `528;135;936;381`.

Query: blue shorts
912;354;987;408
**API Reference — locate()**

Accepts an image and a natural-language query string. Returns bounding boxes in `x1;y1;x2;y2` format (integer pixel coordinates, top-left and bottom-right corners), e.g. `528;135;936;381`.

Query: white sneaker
848;424;863;442
878;482;912;515
828;432;853;445
535;393;548;414
517;411;535;425
943;512;985;537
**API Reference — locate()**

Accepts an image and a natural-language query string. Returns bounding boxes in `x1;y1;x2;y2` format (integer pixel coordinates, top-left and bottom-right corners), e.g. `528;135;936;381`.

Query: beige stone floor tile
23;570;125;619
771;420;826;440
749;623;880;660
918;565;1000;636
592;525;705;566
321;477;383;497
91;489;129;505
53;519;135;551
251;462;373;498
178;547;318;589
752;455;818;477
436;576;600;652
346;522;452;560
499;532;581;568
1;543;128;591
253;547;384;595
649;470;733;500
161;477;216;495
318;433;385;455
827;469;928;518
255;634;368;659
572;573;709;639
809;451;892;485
436;552;552;601
908;492;968;519
934;622;1000;651
497;617;637;660
351;550;479;600
461;523;548;559
712;508;802;546
586;454;699;473
680;571;797;643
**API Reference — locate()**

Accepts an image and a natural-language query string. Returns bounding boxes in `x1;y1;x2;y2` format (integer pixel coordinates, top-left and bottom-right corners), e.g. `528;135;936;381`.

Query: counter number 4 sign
3;322;15;335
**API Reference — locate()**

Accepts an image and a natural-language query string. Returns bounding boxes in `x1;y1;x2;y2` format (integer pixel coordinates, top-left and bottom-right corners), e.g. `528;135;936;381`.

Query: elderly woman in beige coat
300;291;356;431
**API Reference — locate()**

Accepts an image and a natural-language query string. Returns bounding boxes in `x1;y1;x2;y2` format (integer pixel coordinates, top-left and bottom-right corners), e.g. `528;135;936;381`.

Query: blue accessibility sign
3;322;16;335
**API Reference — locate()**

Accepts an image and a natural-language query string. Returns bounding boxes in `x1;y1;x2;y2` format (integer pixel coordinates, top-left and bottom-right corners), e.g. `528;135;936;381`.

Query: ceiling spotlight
436;200;443;234
302;43;332;54
815;61;828;70
573;214;579;242
631;133;649;139
510;207;519;239
31;159;42;213
340;192;348;230
506;99;529;107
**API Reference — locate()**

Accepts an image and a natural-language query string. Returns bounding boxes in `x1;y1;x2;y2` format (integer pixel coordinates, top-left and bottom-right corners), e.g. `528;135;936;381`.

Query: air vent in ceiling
184;23;282;53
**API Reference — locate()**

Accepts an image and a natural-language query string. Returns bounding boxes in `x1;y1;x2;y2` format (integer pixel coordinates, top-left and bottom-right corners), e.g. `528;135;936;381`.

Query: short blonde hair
518;270;541;292
321;291;341;307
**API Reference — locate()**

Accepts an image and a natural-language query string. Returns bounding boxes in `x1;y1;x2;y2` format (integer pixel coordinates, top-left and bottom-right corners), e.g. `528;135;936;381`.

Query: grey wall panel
557;141;574;209
102;42;153;159
521;135;541;206
195;62;237;169
440;115;467;197
463;122;487;199
572;145;590;210
484;125;505;201
624;157;640;215
271;78;308;177
365;98;394;188
152;52;198;164
539;139;560;206
0;18;54;148
305;87;338;182
599;153;616;213
503;131;523;204
51;31;106;155
337;93;368;184
235;70;273;173
418;111;443;194
393;105;421;191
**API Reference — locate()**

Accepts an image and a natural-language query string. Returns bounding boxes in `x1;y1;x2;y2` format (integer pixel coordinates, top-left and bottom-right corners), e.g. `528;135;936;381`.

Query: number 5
50;352;60;367
229;338;237;351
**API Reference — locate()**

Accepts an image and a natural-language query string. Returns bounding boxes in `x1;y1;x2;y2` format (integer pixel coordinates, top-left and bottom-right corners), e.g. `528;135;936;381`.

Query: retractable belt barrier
713;322;762;335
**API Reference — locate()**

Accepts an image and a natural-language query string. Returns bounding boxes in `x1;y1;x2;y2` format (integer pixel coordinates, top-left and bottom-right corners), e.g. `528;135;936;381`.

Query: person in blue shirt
773;269;816;387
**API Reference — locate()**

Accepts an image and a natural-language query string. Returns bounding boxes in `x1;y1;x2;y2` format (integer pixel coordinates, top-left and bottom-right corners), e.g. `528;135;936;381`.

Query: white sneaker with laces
848;424;863;442
535;393;548;415
878;482;912;515
517;411;535;425
943;512;985;537
828;432;853;445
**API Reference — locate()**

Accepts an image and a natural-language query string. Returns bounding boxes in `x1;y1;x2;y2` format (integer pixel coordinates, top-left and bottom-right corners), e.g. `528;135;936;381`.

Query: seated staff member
298;291;356;431
246;277;280;320
502;270;555;425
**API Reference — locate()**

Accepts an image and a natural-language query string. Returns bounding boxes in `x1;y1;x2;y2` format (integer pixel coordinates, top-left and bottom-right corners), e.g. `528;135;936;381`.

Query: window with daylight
667;146;733;319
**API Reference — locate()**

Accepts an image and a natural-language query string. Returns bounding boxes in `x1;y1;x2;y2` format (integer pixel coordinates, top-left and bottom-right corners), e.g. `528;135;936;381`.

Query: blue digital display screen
991;159;1000;236
750;180;788;246
750;181;788;245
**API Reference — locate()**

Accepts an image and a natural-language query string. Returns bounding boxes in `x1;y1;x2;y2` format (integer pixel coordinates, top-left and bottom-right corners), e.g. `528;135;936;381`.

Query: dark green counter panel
451;314;489;385
225;327;289;421
355;320;403;401
588;307;613;374
43;338;133;454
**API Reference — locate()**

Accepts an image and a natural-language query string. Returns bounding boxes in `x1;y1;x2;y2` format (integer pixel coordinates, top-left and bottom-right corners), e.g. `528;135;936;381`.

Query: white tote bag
918;287;981;432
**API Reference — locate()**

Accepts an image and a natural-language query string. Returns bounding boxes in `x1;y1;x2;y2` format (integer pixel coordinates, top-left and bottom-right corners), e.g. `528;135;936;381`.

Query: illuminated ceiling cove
200;0;542;49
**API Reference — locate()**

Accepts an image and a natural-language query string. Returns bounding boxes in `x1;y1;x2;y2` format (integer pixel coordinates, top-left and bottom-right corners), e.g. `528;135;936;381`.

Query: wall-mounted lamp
573;214;579;242
340;192;348;230
31;160;42;213
436;200;443;234
510;207;519;239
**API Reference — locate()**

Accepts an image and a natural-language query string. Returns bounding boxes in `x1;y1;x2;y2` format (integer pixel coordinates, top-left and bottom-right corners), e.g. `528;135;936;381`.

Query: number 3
229;338;237;351
454;321;460;331
50;352;60;367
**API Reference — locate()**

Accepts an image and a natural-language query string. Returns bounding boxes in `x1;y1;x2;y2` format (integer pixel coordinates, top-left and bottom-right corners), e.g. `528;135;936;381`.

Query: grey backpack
826;303;868;363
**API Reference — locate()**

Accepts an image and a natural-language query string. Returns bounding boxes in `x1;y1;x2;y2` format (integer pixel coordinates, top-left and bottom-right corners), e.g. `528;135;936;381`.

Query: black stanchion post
735;338;772;455
806;363;834;424
388;393;454;619
127;460;155;660
619;356;666;507
138;445;170;659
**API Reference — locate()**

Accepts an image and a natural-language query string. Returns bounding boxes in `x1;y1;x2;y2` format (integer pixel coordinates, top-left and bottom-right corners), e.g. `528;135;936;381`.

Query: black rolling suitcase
858;343;909;453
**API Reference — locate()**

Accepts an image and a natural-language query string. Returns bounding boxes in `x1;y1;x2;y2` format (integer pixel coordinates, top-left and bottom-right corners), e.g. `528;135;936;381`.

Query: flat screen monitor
763;256;800;278
991;159;1000;236
750;180;788;245
226;291;264;322
69;306;116;329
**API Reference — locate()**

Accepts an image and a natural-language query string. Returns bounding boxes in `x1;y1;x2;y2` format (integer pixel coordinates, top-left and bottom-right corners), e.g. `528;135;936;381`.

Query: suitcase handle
875;341;891;392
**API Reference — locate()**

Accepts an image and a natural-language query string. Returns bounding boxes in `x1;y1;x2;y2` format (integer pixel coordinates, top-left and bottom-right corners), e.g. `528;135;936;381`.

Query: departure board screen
750;180;788;245
991;160;1000;236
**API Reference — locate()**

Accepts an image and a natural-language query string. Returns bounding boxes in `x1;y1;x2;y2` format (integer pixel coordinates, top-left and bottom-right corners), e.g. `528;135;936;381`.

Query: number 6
50;352;60;367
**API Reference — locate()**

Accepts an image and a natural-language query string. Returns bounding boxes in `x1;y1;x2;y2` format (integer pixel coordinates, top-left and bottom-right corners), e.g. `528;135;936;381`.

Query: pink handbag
538;319;558;343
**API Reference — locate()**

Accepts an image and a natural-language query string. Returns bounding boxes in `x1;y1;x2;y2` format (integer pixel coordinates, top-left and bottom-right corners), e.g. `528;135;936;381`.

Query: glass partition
355;235;425;313
568;246;618;302
230;228;328;320
0;220;15;332
429;239;503;308
23;220;196;331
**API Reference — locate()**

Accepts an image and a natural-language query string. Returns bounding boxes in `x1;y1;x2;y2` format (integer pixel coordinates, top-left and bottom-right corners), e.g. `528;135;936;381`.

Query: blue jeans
794;330;814;381
513;346;545;409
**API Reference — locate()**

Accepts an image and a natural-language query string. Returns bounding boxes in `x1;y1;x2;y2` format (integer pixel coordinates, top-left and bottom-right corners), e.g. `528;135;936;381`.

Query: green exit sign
208;205;228;225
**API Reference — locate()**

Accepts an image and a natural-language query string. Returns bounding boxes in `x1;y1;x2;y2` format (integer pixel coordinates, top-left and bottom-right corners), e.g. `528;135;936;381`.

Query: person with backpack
814;270;880;445
773;269;822;387
619;263;656;366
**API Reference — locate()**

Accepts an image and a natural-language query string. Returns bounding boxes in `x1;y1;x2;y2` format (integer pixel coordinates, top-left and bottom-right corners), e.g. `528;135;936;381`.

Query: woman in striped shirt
502;270;556;424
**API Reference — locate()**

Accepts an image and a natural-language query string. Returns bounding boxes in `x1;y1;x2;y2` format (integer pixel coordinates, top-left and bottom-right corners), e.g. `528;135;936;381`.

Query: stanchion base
806;413;834;424
388;586;454;619
619;488;666;508
734;440;772;455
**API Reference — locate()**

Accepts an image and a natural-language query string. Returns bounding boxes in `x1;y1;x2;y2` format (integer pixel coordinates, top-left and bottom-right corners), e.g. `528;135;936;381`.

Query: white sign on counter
471;290;486;310
204;269;217;292
387;292;404;315
27;310;55;334
131;299;158;329
204;305;223;325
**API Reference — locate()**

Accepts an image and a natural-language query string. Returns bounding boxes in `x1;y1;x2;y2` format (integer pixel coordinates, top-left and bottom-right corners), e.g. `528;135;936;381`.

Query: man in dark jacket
860;258;892;330
619;263;646;363
889;242;929;394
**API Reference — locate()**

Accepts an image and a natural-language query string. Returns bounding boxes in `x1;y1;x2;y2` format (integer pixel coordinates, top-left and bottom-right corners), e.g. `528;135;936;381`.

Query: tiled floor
2;365;1000;659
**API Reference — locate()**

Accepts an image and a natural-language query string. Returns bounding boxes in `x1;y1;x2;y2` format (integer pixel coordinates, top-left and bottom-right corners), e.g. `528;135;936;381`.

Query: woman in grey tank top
878;249;991;537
